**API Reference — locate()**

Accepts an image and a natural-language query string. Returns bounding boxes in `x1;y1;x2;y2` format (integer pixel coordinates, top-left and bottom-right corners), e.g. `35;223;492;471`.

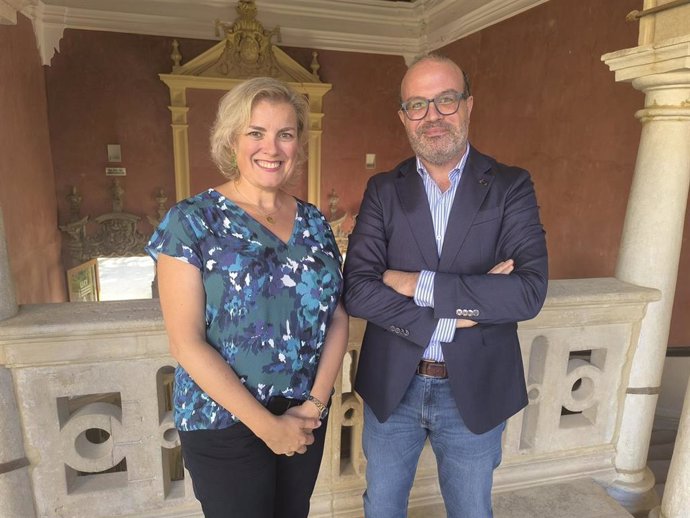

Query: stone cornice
0;0;35;24
602;34;690;82
24;0;546;65
424;0;550;51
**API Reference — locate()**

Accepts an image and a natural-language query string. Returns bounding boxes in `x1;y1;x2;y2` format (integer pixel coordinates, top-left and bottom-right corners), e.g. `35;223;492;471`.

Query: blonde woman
147;77;348;518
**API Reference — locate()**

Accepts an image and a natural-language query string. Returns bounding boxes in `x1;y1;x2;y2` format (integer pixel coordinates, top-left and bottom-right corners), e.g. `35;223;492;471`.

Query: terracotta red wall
436;0;689;346
0;14;65;304
44;29;197;232
444;0;643;281
43;0;690;345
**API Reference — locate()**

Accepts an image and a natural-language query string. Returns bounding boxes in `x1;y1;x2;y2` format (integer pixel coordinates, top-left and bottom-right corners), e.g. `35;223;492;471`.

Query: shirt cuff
414;270;435;307
431;318;456;344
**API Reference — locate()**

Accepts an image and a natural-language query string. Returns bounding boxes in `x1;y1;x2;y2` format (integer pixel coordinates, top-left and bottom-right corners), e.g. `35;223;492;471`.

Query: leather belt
416;360;448;379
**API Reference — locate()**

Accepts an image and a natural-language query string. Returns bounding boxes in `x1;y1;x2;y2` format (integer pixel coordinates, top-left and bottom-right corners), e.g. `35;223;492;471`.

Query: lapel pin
478;179;489;186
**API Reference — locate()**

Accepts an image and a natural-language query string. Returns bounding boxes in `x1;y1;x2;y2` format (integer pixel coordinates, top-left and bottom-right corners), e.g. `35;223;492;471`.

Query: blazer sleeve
343;175;439;348
433;169;548;324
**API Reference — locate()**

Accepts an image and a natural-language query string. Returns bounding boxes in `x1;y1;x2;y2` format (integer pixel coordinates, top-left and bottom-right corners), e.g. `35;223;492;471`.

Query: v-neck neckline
208;188;300;247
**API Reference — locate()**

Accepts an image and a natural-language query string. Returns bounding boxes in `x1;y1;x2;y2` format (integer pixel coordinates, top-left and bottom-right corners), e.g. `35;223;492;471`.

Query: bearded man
343;54;549;518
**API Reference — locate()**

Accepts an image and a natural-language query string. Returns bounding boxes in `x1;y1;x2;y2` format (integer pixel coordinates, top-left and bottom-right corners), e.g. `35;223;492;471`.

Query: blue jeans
362;374;504;518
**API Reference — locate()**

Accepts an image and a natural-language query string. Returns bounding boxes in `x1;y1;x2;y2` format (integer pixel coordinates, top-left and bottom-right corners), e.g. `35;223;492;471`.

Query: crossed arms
343;167;548;347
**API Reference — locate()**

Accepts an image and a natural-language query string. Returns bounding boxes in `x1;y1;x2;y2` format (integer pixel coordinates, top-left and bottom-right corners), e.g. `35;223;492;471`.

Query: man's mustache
417;121;455;135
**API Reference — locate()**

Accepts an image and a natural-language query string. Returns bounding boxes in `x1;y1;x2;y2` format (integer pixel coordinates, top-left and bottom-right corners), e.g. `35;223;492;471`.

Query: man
343;54;548;518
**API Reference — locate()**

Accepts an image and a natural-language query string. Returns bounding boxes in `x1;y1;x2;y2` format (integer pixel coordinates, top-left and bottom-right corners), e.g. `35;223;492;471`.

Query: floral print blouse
146;189;343;431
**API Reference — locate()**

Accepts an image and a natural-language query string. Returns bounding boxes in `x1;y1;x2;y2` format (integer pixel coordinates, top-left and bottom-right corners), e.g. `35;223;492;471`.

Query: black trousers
179;418;328;518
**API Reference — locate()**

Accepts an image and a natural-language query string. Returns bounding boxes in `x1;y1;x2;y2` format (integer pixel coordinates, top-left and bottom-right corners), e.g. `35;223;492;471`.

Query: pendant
266;215;275;224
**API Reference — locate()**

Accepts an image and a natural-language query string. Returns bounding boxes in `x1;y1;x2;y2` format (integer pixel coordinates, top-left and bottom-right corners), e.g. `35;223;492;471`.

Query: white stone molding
0;0;34;25
602;35;690;82
424;0;550;52
28;0;547;65
22;1;66;67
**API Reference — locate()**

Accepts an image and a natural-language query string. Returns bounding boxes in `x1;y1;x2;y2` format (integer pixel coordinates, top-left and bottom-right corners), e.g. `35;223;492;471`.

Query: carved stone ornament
327;189;351;255
59;179;165;267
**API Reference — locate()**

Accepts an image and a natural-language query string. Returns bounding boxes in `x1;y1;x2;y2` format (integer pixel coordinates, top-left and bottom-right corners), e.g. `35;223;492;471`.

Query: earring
229;151;237;171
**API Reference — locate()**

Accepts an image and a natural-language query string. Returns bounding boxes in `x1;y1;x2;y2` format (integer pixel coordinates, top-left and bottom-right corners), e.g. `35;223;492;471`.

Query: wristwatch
306;393;328;419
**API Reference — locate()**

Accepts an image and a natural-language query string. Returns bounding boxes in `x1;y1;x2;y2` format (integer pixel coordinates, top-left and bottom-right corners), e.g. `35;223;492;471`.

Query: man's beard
407;121;467;166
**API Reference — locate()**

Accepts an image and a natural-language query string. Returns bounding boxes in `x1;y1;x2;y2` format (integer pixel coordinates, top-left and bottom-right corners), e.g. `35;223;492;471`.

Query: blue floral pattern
146;189;342;431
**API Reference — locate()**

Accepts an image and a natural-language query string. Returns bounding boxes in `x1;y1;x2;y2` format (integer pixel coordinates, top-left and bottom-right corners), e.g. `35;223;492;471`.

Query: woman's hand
255;412;321;455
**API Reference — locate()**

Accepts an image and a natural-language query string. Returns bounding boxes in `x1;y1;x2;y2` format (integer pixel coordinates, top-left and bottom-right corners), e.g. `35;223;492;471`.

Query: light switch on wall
365;153;376;169
107;144;122;163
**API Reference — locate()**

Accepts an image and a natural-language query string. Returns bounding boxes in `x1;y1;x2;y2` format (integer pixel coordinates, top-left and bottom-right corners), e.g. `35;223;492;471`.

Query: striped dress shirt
413;146;470;362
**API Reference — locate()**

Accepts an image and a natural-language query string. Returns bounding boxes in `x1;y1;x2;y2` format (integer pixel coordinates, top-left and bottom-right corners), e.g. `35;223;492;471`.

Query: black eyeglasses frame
400;91;470;121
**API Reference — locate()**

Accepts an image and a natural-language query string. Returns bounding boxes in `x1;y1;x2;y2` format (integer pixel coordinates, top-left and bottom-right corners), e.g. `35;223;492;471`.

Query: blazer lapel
438;147;494;271
395;161;440;270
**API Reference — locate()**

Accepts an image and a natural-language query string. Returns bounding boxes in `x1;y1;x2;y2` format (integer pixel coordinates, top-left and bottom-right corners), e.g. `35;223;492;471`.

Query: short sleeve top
146;189;343;431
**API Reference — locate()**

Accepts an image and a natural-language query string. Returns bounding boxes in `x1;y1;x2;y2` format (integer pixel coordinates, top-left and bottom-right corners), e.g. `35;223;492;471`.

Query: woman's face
233;99;300;190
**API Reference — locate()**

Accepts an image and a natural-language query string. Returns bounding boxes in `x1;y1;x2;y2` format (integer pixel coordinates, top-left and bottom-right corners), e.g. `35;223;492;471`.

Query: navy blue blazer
343;146;548;434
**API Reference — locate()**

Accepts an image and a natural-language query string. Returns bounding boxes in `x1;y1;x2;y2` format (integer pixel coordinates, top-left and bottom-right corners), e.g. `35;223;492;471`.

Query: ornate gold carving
213;0;281;78
159;0;332;205
310;51;321;81
170;39;182;70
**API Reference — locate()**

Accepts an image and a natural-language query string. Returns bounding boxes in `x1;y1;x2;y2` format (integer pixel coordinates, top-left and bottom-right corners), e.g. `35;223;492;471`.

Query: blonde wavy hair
210;77;310;180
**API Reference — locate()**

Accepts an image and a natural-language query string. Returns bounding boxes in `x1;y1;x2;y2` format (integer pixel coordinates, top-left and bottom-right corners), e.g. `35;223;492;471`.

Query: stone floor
408;479;633;518
404;413;681;518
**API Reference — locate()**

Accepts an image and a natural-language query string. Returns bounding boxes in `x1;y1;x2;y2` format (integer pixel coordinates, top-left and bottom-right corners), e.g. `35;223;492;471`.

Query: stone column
602;37;690;513
649;376;690;518
0;205;36;517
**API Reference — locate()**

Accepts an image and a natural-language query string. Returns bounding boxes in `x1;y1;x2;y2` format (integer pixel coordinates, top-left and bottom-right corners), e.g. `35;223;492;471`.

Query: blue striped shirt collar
415;144;471;185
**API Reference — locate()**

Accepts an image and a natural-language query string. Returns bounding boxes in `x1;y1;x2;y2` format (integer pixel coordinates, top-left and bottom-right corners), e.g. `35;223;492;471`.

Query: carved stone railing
0;278;659;517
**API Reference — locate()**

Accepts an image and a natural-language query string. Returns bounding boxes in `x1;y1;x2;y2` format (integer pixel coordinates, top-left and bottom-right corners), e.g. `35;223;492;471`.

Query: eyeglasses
400;91;469;121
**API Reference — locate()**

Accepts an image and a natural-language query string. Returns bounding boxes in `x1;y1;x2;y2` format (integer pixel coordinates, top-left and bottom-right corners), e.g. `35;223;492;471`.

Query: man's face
398;60;473;169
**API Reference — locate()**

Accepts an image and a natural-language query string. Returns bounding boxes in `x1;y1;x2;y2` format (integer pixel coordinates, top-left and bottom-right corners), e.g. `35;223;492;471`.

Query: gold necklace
234;182;280;224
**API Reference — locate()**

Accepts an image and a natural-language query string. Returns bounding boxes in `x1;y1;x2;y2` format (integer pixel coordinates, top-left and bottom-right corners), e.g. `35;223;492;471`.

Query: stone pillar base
607;467;659;516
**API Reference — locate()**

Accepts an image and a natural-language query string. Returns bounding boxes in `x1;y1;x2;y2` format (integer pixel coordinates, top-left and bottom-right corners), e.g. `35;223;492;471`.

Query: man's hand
456;259;515;328
382;270;419;298
488;259;514;275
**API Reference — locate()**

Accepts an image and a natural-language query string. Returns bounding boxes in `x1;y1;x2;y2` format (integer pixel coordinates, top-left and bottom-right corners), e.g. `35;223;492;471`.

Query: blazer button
389;325;396;332
404;330;410;336
455;309;462;316
473;310;480;317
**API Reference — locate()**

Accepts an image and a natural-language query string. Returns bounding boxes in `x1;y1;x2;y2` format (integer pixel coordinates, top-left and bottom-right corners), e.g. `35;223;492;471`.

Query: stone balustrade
0;277;660;517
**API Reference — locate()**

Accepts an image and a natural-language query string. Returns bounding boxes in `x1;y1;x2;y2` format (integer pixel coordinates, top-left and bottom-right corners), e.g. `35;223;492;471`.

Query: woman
146;77;348;518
